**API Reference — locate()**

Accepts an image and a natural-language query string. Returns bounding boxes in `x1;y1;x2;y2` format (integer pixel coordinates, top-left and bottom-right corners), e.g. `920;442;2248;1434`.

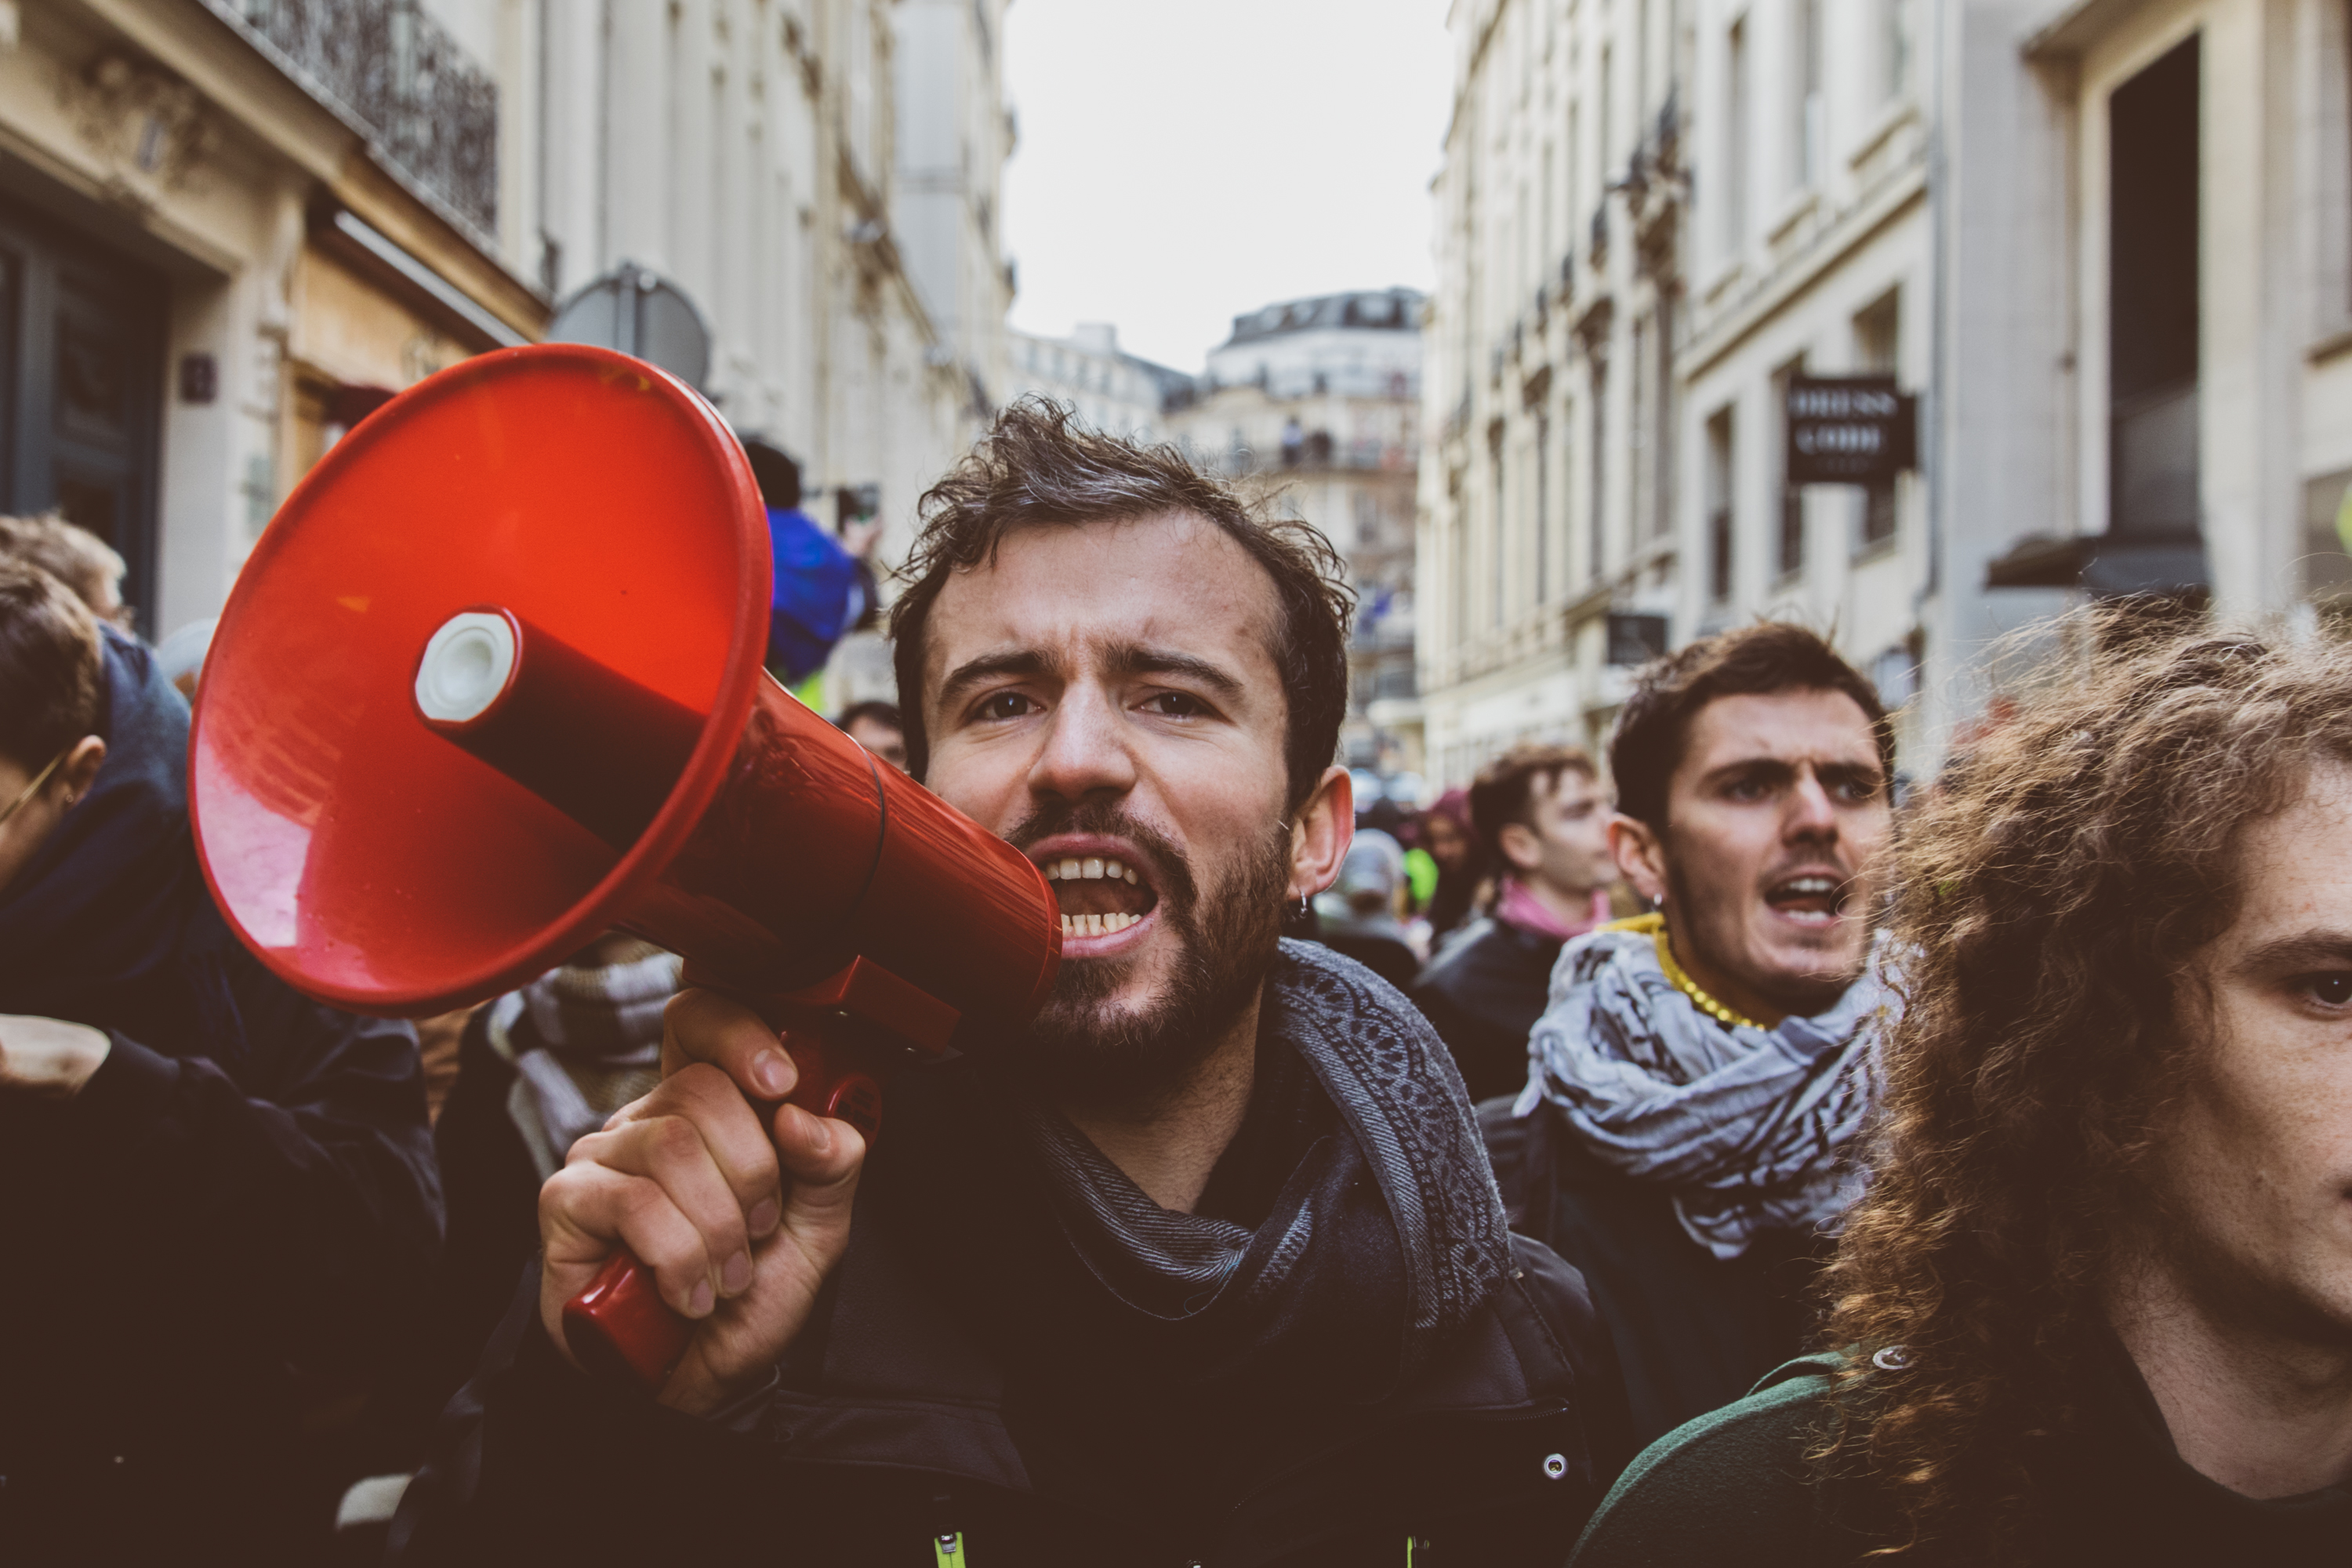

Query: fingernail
748;1198;780;1236
808;1116;833;1156
752;1050;790;1098
722;1250;753;1294
688;1279;714;1318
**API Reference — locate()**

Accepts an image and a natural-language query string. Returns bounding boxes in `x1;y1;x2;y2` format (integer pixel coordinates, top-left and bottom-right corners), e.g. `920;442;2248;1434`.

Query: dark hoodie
0;629;442;1563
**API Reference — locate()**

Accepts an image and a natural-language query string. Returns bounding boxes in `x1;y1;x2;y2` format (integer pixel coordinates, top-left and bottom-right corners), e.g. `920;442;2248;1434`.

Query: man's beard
1010;800;1290;1104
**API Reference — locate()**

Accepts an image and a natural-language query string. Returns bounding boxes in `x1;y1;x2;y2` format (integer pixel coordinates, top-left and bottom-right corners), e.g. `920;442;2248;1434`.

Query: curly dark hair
1814;612;2352;1559
888;398;1354;811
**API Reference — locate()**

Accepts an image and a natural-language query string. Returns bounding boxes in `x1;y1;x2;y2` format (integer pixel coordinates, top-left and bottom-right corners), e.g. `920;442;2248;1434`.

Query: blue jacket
765;506;862;684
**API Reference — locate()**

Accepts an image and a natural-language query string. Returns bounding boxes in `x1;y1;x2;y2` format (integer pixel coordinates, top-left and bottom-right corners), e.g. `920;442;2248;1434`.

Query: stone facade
1164;291;1424;781
1420;0;1686;790
1425;0;2352;788
0;0;994;657
1005;322;1189;442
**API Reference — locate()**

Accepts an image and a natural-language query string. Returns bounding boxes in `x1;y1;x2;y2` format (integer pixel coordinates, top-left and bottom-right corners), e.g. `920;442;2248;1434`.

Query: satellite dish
548;263;713;390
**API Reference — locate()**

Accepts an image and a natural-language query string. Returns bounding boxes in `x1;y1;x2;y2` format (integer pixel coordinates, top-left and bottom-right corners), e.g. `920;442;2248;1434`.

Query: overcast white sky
1001;0;1453;374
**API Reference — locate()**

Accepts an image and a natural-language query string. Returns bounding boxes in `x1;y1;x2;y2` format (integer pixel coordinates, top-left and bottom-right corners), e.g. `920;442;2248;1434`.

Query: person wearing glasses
0;561;442;1564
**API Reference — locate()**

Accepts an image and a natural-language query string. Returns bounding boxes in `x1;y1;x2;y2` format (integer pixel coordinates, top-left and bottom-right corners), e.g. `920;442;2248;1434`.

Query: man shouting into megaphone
394;403;1624;1563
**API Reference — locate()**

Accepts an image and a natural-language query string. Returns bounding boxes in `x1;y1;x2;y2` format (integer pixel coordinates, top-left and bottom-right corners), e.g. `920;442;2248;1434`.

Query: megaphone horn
190;344;1061;1394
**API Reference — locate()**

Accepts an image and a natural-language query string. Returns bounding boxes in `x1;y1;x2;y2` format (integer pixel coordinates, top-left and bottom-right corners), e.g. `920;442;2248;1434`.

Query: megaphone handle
560;1028;883;1395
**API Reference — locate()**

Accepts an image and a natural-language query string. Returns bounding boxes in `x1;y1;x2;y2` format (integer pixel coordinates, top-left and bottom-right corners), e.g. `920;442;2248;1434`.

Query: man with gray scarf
1481;623;1896;1449
396;403;1625;1563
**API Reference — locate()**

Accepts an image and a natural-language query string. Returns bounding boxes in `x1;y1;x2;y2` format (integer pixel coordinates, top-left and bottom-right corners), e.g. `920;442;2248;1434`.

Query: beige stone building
0;0;999;659
1005;322;1187;442
1164;290;1425;781
1426;0;2352;787
0;0;543;636
1420;0;1687;789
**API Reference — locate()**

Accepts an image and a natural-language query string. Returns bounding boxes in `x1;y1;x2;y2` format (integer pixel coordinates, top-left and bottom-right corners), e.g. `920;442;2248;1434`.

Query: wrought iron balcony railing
210;0;499;238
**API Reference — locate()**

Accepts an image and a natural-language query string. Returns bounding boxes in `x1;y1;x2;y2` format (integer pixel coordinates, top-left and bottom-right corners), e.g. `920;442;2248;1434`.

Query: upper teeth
1047;857;1139;885
1781;877;1836;894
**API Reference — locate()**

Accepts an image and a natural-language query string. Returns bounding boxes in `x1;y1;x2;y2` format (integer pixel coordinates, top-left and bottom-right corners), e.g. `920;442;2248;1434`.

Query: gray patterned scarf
998;939;1518;1388
487;942;682;1178
1513;917;1891;1259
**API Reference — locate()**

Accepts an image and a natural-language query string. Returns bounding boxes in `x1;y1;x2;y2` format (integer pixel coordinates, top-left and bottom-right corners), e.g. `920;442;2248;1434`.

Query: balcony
210;0;499;238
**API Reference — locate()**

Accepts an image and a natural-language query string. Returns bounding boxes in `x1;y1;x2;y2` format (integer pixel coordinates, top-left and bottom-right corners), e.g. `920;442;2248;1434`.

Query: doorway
2107;35;2201;541
0;197;165;629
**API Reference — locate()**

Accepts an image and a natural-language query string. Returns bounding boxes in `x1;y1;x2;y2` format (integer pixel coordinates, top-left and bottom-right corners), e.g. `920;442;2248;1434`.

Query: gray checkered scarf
488;942;681;1174
1513;921;1892;1260
1004;940;1518;1388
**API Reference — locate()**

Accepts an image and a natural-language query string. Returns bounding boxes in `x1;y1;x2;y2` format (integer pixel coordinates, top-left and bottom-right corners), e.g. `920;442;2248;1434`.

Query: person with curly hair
1570;615;2352;1564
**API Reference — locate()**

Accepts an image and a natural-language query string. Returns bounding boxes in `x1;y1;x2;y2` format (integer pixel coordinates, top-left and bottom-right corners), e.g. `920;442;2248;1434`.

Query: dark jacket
1570;1341;2352;1566
360;1005;535;1469
394;944;1630;1566
0;629;442;1563
1481;1097;1827;1453
1412;915;1565;1103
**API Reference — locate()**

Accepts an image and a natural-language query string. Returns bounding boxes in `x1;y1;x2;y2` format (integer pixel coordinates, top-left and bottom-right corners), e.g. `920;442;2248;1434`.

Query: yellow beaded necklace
1601;911;1768;1032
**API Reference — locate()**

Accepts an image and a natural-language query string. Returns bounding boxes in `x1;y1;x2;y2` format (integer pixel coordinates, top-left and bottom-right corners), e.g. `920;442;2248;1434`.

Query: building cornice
1679;165;1926;383
2022;0;2150;60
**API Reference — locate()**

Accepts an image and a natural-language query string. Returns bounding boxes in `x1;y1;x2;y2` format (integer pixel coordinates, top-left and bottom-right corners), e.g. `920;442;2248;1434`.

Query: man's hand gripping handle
539;991;872;1411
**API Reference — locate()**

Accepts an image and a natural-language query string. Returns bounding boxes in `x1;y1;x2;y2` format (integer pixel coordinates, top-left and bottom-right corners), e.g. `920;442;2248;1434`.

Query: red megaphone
189;343;1061;1394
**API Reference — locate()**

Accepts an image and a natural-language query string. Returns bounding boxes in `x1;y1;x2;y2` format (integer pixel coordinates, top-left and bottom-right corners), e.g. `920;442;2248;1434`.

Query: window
2108;36;2201;538
1707;406;1737;601
1492;438;1508;627
1881;0;1912;103
1726;19;1750;259
1590;360;1610;580
1541;145;1555;276
1774;357;1807;575
1791;0;1824;192
1855;291;1901;546
1452;503;1469;654
1535;412;1552;601
1566;97;1581;267
1600;44;1615;176
1631;317;1651;545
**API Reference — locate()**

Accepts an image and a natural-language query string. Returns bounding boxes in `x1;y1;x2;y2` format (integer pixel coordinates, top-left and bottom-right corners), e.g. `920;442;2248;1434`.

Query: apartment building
1005;321;1188;441
891;0;1013;419
1427;0;2352;786
1420;0;1687;787
1676;0;1933;764
1166;289;1425;778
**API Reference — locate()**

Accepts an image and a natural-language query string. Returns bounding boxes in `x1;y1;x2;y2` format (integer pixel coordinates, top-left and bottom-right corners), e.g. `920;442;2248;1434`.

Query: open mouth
1040;848;1163;941
1763;873;1848;927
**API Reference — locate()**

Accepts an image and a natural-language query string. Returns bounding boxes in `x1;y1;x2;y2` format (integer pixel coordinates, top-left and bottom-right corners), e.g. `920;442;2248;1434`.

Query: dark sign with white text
1785;376;1916;485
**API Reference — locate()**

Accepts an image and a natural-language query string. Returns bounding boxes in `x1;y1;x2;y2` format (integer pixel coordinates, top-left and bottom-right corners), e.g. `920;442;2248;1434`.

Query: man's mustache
1007;801;1200;913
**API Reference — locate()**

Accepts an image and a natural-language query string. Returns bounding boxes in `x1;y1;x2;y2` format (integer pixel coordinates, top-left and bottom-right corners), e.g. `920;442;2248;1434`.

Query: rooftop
1223;289;1425;347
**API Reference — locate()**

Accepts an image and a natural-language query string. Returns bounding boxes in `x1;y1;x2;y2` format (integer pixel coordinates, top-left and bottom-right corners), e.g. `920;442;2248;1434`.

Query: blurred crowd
0;405;2343;1566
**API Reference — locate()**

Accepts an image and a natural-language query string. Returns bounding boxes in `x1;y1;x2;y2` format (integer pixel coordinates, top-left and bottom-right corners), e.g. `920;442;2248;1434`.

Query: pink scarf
1496;877;1612;944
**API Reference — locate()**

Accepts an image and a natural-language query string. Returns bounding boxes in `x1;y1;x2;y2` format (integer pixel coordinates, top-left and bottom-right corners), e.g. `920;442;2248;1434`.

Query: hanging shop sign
1785;375;1917;485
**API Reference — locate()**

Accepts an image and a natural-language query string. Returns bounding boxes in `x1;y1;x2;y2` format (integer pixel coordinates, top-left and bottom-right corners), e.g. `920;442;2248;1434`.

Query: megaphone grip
561;1027;884;1396
562;1250;694;1391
